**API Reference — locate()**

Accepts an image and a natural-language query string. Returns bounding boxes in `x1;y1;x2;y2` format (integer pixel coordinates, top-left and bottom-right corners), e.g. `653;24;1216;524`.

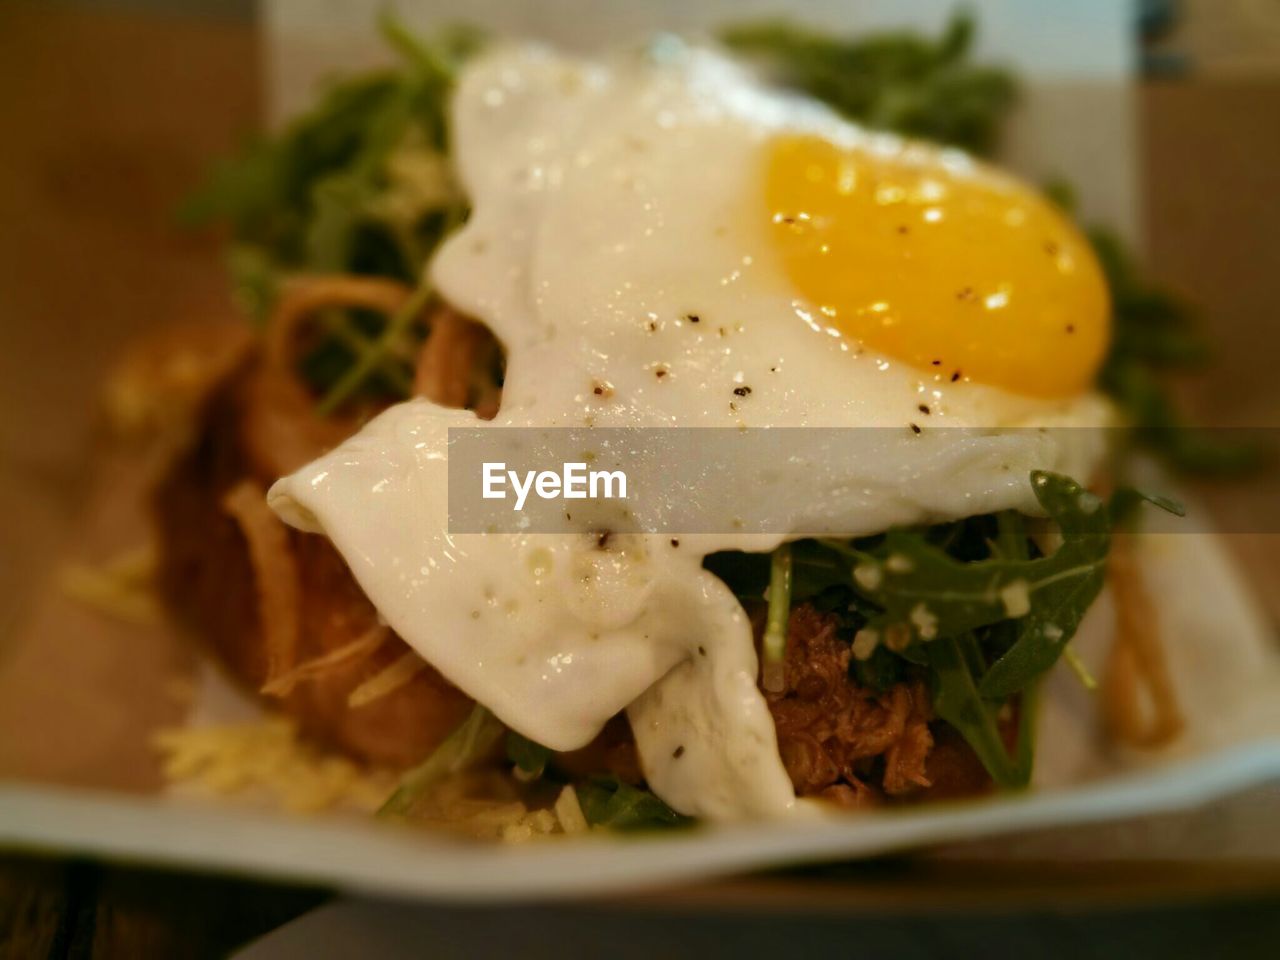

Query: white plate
1;743;1278;902
2;527;1278;901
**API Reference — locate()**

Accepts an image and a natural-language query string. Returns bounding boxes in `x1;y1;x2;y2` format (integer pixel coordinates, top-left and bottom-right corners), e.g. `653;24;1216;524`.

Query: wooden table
1;2;1278;956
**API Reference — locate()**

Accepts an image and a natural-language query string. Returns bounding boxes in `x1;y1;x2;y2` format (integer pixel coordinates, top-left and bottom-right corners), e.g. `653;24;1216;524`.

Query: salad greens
383;716;686;830
574;776;693;831
182;15;479;408
378;703;504;817
721;14;1016;157
503;733;690;831
708;473;1182;788
505;729;553;780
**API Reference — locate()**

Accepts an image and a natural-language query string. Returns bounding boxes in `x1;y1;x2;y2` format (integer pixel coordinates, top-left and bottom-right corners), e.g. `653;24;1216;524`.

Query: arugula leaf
1108;486;1186;529
378;703;504;817
574;775;693;831
926;634;1027;788
706;473;1187;789
835;472;1109;651
977;555;1104;699
848;643;904;693
180;16;479;407
505;730;552;780
722;14;1017;156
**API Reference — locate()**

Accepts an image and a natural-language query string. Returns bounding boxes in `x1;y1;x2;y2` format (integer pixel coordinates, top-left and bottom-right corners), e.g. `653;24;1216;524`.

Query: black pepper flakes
672;745;685;759
697;645;707;657
910;423;922;435
931;358;942;366
596;530;612;549
956;286;975;302
897;224;910;235
654;367;668;379
685;313;700;324
951;370;962;382
733;385;752;397
1065;324;1075;334
670;538;680;548
918;404;931;415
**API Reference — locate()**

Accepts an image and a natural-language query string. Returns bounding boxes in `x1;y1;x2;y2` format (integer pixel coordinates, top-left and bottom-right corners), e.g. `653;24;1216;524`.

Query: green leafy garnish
926;633;1028;787
505;730;553;780
574;775;693;831
709;473;1183;788
378;703;504;817
182;16;480;405
721;14;1017;156
1108;486;1186;529
822;473;1108;653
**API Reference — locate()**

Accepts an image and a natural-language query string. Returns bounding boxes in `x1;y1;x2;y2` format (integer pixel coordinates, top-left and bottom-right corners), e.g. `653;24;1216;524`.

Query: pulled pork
765;605;935;807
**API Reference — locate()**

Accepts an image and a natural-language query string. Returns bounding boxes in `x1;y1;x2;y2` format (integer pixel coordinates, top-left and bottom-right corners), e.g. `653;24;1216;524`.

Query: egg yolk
765;136;1110;398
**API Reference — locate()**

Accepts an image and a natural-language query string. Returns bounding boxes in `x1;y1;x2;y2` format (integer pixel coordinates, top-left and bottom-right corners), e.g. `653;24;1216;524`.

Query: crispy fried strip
1103;533;1184;747
413;306;496;410
260;623;390;698
221;480;301;685
347;651;428;709
264;275;415;370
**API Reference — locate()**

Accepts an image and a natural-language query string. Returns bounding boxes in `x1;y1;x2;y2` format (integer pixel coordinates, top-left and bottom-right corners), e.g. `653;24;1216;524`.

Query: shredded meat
765;605;936;803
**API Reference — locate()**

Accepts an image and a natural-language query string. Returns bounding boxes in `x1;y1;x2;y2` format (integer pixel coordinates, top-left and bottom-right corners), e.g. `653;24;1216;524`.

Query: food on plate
134;17;1245;833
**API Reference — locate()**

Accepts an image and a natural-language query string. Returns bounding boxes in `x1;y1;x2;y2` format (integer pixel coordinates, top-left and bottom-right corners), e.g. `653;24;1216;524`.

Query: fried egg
268;42;1113;820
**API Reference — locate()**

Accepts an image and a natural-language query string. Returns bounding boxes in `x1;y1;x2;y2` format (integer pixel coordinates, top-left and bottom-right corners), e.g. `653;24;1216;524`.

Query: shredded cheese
260;624;389;698
347;650;427;708
152;717;396;813
554;785;589;834
59;544;159;625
